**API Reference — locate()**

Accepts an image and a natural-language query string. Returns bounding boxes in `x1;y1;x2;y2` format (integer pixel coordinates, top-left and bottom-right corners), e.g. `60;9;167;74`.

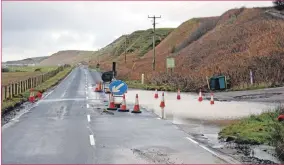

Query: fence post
25;79;28;91
9;84;12;99
11;83;15;97
2;86;5;102
15;83;17;96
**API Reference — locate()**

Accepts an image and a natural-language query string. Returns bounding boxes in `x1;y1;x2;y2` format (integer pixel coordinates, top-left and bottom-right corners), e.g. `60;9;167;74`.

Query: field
2;66;73;113
2;66;57;86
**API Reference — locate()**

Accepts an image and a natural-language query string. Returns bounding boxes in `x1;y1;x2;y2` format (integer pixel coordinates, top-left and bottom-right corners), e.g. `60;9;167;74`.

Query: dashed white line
86;96;88;100
89;135;95;146
87;115;91;122
156;117;161;120
87;104;89;108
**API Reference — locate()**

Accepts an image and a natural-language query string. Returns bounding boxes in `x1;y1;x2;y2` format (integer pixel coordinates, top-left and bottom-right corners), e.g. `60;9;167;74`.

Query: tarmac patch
131;146;177;164
233;93;282;100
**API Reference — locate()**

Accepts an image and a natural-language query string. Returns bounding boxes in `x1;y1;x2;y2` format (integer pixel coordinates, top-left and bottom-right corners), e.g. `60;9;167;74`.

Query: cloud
2;1;272;62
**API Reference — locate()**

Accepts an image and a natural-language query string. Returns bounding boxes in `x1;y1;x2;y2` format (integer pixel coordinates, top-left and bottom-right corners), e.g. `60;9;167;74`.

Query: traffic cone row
29;88;43;103
106;93;142;113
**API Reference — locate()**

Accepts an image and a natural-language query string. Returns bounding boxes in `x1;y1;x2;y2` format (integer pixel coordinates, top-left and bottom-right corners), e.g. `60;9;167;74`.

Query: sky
2;1;273;62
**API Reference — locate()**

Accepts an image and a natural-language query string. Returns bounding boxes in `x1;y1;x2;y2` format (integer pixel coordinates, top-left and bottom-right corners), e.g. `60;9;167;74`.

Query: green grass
1;67;73;114
95;28;174;57
219;106;284;145
7;66;57;72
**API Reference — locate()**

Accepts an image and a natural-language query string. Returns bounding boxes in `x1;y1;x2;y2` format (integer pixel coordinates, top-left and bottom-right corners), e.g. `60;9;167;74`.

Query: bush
2;68;9;72
34;68;41;72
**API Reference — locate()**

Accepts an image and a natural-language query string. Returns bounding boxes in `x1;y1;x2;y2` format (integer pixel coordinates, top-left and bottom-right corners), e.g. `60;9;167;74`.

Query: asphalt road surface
2;67;238;164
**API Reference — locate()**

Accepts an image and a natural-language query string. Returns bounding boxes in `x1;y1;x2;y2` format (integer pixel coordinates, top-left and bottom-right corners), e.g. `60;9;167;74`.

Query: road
2;66;239;164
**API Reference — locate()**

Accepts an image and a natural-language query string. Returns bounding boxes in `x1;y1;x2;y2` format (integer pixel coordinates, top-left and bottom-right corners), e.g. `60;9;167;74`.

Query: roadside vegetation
219;106;284;161
2;67;73;114
2;66;58;86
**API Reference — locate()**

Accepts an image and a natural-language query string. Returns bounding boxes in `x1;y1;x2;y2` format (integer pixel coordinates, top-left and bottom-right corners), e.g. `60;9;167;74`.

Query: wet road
2;67;236;164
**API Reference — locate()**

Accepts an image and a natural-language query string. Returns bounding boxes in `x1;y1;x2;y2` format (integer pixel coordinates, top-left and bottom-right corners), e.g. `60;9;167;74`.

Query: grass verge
1;67;73;114
219;106;284;160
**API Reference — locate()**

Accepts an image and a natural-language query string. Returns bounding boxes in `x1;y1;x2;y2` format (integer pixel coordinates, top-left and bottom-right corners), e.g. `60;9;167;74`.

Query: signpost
166;57;175;74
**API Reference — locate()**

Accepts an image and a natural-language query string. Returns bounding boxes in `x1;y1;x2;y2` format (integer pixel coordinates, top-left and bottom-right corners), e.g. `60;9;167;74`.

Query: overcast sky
2;1;273;62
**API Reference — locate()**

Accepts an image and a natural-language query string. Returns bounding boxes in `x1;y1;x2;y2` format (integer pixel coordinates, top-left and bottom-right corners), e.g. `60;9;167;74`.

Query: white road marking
156;117;161;120
186;137;198;144
87;104;89;108
86;96;88;100
89;135;95;146
87;115;91;122
185;137;237;163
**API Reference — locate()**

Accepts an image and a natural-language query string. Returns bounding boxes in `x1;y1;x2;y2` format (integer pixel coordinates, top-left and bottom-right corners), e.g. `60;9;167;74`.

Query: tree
273;0;284;11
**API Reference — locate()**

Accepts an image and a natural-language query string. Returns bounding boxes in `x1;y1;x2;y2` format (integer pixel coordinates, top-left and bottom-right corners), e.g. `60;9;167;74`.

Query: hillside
96;7;284;91
39;50;96;66
89;28;174;74
4;56;49;65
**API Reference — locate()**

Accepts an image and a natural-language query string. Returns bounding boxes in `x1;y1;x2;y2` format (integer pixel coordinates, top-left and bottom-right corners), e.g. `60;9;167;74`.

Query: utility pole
148;15;161;71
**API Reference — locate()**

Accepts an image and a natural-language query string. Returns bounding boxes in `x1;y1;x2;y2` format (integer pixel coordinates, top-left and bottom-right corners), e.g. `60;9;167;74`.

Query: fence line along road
1;65;70;101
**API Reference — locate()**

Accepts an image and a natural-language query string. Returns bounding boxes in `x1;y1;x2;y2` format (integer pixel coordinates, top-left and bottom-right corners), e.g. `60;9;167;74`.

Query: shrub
2;68;9;72
34;68;41;72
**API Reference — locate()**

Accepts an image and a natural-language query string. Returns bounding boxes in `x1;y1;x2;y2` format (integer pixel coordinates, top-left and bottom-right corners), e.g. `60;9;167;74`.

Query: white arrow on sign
112;83;125;93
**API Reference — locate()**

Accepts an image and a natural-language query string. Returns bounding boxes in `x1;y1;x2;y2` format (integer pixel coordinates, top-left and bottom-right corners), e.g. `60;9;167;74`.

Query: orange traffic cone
29;89;35;103
278;115;284;122
210;92;214;105
177;89;181;100
99;82;103;92
160;92;165;119
198;89;203;102
37;91;42;99
154;89;158;99
160;92;165;108
118;94;129;112
107;94;117;110
94;84;99;92
131;94;141;113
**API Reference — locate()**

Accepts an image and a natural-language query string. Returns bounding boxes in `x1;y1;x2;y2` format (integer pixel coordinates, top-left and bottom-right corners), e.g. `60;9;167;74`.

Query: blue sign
109;80;128;95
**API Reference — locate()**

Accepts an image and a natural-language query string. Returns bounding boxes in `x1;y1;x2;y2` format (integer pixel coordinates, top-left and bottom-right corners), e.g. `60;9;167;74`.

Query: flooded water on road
125;89;278;121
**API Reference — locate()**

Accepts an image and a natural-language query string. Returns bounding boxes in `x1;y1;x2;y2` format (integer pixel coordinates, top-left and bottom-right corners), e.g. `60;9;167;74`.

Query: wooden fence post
9;84;12;99
14;83;17;96
2;86;5;101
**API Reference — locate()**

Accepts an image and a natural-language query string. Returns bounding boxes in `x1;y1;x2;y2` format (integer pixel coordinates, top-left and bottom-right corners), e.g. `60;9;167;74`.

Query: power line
148;15;161;71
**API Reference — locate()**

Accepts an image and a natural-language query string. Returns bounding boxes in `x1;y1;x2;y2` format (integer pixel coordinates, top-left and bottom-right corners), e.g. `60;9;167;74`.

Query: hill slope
39;50;96;66
4;56;49;65
96;7;284;91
